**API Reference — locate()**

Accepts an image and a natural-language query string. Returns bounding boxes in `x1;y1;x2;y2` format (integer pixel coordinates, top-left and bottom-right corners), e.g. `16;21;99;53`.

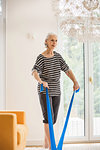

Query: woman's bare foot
43;136;49;148
49;146;51;150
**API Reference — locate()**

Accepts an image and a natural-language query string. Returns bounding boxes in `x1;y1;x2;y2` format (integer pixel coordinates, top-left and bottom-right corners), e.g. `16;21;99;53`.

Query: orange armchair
0;111;28;150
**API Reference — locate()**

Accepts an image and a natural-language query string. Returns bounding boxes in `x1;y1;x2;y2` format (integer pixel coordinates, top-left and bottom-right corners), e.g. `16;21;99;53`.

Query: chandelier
52;0;100;42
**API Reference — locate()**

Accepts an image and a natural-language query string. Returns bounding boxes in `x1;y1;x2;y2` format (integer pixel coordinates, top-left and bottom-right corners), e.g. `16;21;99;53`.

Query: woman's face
46;35;57;50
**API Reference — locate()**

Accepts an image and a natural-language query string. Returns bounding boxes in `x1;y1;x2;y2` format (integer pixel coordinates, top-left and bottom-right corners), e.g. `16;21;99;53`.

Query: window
58;30;85;138
92;42;100;136
0;0;2;15
57;23;100;142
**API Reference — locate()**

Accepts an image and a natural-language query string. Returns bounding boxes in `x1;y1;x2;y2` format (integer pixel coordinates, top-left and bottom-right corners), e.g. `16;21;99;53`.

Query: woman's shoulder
54;51;62;57
36;53;44;60
41;50;46;55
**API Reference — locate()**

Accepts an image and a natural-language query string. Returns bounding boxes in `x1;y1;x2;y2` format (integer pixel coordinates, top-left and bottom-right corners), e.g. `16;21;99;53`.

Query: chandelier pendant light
52;0;100;42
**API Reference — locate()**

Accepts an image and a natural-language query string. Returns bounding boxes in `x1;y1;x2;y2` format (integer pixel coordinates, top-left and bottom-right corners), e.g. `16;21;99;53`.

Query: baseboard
26;139;100;147
26;140;43;147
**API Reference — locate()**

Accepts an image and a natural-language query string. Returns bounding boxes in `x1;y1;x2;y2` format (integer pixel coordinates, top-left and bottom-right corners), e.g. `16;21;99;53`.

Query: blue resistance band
40;84;80;150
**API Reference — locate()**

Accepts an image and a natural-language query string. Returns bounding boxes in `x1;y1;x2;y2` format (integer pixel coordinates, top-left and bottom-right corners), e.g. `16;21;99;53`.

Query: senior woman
32;33;80;150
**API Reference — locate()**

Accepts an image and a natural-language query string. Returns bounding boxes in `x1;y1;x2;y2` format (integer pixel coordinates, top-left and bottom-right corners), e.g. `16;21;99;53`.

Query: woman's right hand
41;81;49;89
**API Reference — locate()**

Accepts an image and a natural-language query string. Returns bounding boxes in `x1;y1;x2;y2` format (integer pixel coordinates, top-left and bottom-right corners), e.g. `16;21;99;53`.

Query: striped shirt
32;51;70;96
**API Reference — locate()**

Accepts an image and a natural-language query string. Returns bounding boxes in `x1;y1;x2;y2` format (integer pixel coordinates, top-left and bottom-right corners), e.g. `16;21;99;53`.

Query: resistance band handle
75;88;80;93
40;83;44;92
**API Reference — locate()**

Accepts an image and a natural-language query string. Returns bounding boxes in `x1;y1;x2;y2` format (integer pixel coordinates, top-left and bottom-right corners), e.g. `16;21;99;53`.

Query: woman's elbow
32;70;37;76
66;69;71;76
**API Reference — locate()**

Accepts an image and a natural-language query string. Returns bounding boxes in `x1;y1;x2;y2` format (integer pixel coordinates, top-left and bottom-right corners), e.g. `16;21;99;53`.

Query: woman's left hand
73;81;80;91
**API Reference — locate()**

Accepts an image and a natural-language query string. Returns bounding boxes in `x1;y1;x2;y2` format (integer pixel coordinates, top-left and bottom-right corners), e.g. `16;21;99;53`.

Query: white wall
0;17;6;110
6;0;57;145
0;0;6;110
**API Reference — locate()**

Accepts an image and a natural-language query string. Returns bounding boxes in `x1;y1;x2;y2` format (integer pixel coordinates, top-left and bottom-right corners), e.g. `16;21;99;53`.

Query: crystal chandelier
52;0;100;42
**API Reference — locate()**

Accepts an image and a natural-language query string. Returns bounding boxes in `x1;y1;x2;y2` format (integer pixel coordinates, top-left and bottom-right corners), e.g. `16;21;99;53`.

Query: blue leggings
39;93;60;124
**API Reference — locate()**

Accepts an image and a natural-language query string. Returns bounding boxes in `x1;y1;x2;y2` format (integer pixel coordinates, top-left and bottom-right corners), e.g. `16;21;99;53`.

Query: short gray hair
45;32;57;48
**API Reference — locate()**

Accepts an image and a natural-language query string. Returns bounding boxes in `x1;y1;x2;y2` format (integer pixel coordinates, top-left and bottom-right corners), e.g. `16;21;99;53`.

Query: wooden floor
25;143;100;150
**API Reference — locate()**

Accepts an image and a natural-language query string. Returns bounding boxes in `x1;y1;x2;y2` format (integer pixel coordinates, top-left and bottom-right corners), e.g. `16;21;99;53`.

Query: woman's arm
65;69;80;91
32;70;42;84
32;70;49;88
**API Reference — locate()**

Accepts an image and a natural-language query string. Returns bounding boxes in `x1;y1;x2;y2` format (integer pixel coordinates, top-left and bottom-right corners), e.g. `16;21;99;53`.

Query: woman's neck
46;48;54;55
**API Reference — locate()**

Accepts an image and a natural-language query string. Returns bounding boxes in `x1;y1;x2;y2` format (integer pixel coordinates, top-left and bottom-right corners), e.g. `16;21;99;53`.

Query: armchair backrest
0;111;26;124
0;113;17;150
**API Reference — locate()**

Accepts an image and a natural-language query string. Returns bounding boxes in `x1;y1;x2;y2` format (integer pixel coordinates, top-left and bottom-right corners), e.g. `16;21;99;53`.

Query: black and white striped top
32;51;70;96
